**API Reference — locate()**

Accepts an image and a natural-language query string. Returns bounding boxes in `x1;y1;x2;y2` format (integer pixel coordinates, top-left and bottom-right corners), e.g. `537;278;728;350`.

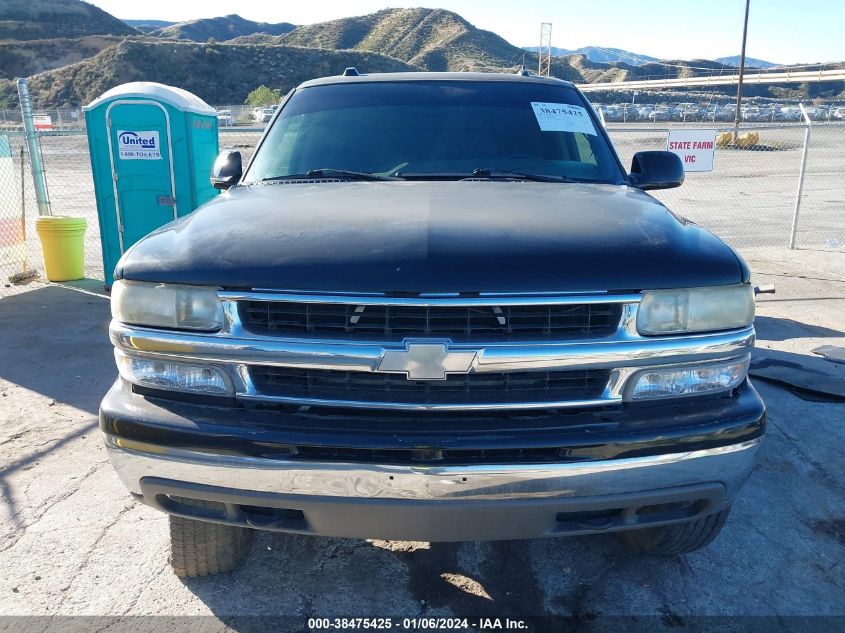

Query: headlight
637;285;754;335
111;280;223;330
116;351;232;395
628;356;750;400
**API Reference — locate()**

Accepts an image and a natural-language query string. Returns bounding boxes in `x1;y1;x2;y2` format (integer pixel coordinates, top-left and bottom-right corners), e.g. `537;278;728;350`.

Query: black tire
618;508;731;555
168;504;254;578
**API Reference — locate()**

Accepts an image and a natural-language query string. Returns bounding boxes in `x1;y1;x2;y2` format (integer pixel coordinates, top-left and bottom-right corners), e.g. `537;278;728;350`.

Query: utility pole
538;22;552;77
733;0;751;140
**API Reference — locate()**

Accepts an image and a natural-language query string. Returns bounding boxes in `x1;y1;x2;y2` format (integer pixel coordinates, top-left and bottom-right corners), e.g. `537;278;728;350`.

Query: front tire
618;507;731;555
169;506;253;578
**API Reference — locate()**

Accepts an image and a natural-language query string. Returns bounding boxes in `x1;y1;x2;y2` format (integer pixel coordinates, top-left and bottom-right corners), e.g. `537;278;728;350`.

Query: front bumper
108;437;759;542
101;380;765;542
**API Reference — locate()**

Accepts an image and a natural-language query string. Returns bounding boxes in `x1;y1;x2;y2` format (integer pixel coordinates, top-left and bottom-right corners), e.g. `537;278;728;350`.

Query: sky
88;0;843;64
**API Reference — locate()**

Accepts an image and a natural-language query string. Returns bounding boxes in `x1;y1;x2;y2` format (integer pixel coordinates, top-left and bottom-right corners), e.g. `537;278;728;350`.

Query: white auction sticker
666;128;717;172
530;102;597;136
117;130;161;160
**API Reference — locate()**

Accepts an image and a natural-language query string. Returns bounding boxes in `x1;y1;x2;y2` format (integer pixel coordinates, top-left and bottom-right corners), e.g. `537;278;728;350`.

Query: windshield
244;80;625;184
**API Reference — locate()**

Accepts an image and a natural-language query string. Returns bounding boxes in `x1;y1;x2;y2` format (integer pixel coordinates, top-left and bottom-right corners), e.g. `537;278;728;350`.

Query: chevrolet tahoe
101;71;764;577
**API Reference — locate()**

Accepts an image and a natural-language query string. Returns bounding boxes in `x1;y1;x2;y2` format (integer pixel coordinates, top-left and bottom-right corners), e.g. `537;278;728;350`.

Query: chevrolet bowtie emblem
377;341;478;381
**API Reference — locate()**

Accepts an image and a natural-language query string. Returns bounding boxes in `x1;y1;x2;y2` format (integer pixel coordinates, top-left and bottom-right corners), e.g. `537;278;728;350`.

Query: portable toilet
84;82;219;284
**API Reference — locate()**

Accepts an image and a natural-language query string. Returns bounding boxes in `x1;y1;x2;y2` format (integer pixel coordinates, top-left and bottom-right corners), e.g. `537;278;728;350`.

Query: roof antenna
342;67;360;77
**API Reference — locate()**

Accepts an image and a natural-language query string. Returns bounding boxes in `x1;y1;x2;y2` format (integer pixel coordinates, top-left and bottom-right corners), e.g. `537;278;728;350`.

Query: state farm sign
666;129;716;172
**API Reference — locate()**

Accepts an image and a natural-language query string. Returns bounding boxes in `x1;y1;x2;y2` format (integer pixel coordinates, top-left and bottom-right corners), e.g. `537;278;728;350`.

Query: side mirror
211;150;242;190
628;151;684;190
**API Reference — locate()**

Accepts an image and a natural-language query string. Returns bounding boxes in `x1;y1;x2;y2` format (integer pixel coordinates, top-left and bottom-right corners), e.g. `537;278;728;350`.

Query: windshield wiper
468;169;581;183
262;168;400;182
394;170;582;182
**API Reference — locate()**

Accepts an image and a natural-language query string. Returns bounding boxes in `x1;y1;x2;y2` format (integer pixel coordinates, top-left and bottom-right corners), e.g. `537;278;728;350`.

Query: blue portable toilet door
106;100;177;253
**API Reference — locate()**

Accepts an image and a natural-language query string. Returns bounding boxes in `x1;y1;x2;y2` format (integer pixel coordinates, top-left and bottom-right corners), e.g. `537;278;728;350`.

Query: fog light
629;356;750;400
116;352;231;395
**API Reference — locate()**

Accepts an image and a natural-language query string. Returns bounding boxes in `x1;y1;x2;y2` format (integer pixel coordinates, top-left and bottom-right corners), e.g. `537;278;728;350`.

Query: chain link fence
1;122;843;295
0;134;31;286
607;122;844;250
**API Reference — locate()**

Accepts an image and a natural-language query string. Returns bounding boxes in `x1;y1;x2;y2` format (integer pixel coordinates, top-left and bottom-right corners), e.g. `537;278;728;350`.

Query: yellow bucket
35;216;87;281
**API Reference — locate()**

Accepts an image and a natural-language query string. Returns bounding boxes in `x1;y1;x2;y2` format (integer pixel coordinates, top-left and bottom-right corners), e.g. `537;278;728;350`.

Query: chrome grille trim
109;290;755;411
218;290;640;307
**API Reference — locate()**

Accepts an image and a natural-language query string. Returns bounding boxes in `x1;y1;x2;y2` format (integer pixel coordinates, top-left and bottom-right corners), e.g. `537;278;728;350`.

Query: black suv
101;71;764;577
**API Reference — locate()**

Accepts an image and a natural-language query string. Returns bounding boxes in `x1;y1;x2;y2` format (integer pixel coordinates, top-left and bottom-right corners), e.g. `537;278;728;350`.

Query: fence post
19;147;29;274
788;104;812;249
16;78;51;216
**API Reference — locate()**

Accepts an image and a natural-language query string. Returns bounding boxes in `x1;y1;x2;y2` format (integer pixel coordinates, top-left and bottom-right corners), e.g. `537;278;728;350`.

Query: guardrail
578;68;845;92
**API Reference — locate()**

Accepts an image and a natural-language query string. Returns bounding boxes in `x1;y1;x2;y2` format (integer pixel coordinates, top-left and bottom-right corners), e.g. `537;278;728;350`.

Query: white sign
667;128;716;172
33;115;52;131
117;130;161;160
530;102;597;136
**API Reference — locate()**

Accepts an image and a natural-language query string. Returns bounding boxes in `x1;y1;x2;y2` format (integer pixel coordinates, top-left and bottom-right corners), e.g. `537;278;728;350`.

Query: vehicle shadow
754;315;845;342
0;284;114;415
0;285;114;529
177;531;631;624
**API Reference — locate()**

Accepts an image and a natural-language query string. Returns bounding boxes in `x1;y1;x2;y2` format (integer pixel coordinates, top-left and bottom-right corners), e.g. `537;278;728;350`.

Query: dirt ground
0;247;843;631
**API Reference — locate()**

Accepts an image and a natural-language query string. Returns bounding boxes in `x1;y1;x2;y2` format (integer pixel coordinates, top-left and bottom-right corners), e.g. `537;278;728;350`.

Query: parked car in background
775;107;802;122
253;106;279;124
648;108;672;122
216;109;234;127
679;106;703;122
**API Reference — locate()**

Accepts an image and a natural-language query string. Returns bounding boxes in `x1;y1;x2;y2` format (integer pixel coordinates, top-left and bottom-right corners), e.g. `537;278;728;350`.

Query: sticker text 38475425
530;103;597;136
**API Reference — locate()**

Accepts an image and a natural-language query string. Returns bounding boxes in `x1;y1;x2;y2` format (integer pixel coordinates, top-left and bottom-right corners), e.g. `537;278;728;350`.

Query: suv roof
298;71;576;90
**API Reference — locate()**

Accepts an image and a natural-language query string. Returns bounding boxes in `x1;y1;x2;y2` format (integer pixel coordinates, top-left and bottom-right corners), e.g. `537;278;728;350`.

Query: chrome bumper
105;435;760;540
106;435;760;502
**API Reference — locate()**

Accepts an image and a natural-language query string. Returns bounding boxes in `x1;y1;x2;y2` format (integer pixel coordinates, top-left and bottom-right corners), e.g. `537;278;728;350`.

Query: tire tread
619;508;730;555
168;501;253;578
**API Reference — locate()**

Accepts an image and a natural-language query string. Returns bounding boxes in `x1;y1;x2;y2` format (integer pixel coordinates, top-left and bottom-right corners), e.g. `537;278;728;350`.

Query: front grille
240;301;622;340
249;366;611;407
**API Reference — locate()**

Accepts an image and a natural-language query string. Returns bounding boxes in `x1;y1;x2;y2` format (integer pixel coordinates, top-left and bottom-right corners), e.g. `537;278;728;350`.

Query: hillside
0;35;120;79
123;19;175;34
714;55;778;69
2;2;841;108
0;0;136;40
526;46;658;66
0;39;417;107
150;14;295;42
277;8;526;71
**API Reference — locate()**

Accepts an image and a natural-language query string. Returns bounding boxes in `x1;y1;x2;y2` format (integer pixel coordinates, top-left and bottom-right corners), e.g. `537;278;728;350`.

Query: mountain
2;3;841;108
714;55;778;69
525;46;658;66
0;35;120;79
0;39;417;107
0;0;137;40
525;47;779;69
150;14;295;42
277;8;525;72
122;19;175;34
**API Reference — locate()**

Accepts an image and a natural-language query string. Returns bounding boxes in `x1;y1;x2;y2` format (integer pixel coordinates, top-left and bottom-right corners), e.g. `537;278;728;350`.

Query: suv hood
117;181;747;293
